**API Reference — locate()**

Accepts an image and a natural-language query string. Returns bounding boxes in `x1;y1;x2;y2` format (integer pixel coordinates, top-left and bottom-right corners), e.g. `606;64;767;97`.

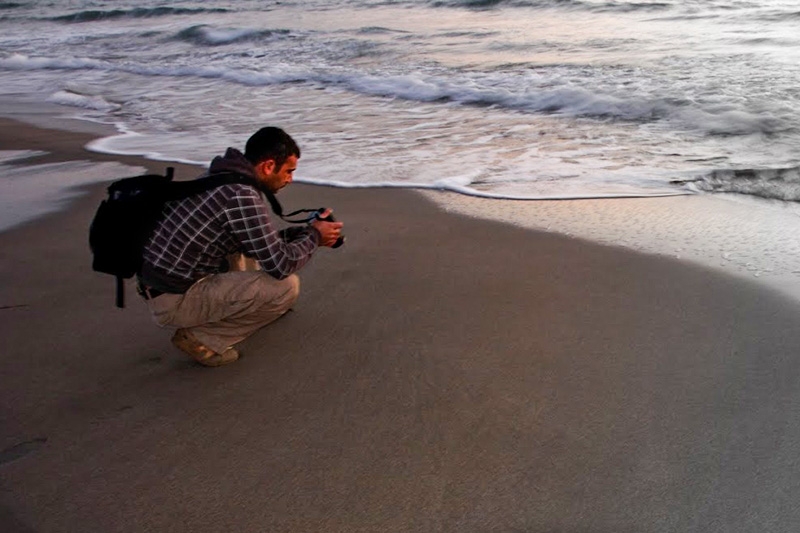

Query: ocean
0;0;799;292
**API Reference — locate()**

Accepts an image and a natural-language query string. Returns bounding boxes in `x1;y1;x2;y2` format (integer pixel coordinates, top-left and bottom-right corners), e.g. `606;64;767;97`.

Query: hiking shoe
171;329;239;367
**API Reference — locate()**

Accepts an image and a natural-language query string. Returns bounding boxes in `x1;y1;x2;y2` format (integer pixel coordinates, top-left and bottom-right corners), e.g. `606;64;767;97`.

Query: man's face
255;155;298;193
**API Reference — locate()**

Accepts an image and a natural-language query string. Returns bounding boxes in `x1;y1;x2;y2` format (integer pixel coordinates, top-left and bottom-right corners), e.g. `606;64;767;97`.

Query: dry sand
2;118;800;532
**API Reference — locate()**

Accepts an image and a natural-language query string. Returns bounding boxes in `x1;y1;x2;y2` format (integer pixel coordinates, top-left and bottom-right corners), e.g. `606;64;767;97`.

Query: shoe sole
171;330;239;367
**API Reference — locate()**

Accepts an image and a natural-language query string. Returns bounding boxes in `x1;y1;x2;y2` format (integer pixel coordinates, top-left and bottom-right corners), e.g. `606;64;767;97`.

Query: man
137;127;343;367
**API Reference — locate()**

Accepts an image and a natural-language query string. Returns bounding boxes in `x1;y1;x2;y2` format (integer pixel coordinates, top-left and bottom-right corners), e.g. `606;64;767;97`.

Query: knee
284;274;300;306
260;273;299;311
249;273;300;316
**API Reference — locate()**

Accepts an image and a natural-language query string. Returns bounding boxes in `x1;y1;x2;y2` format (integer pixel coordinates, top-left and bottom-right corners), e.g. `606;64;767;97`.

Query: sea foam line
0;52;785;136
86;128;688;201
49;6;230;23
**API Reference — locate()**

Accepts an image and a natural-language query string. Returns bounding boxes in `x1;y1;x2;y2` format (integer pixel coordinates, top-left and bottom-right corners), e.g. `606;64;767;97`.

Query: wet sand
2;117;800;532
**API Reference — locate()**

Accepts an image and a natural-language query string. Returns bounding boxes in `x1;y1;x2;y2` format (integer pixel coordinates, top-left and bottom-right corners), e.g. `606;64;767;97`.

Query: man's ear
258;159;276;176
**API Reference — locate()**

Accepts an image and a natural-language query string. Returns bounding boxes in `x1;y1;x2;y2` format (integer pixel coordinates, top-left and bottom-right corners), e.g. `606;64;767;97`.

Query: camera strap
213;171;321;224
263;190;322;224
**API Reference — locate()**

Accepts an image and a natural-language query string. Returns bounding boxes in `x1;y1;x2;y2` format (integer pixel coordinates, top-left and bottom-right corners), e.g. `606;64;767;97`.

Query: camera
313;209;345;248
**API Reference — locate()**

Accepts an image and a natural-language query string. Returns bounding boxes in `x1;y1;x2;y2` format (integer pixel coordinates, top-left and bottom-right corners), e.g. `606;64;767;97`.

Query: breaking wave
51;7;229;23
46;90;120;112
174;25;290;46
680;167;800;202
753;9;800;22
0;53;788;137
429;0;672;13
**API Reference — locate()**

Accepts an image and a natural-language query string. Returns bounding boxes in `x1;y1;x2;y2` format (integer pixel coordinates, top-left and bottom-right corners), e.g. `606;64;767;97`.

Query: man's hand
311;209;344;247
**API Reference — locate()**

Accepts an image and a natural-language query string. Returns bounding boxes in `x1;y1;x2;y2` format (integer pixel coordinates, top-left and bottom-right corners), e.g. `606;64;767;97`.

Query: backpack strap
163;172;258;201
116;275;125;308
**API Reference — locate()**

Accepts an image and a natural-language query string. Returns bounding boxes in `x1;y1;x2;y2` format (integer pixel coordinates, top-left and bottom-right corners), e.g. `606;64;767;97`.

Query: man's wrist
308;224;322;245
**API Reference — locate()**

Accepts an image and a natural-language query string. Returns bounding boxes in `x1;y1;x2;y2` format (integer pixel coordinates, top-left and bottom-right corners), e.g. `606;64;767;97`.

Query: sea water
0;0;798;291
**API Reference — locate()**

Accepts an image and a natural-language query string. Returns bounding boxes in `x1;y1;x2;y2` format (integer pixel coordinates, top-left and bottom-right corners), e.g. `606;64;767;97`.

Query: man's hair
244;127;301;170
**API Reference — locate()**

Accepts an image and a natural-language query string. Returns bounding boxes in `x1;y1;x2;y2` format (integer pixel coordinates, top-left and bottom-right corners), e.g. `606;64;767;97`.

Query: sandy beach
2;117;800;532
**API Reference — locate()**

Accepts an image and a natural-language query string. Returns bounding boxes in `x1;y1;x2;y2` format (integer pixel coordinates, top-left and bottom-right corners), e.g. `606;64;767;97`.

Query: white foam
0;150;46;164
0;53;108;71
1;51;787;138
421;189;800;301
197;27;261;45
0;160;145;232
86;127;208;167
178;25;271;46
46;90;119;112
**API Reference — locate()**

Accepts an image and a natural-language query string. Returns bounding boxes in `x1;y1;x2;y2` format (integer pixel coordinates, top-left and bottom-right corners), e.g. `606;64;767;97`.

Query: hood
208;148;257;179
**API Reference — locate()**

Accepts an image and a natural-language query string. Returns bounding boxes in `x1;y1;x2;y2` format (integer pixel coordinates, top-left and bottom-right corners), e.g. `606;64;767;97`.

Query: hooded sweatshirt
139;148;319;293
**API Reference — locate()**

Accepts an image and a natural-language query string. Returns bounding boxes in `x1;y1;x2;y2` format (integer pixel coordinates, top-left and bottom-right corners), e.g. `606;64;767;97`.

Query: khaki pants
145;255;300;354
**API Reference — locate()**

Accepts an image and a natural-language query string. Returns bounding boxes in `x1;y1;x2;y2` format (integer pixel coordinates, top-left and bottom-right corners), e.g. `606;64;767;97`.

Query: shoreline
3;110;799;303
3;113;800;531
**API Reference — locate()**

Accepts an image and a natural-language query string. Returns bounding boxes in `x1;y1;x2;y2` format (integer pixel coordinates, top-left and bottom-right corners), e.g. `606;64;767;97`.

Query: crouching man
137;127;343;367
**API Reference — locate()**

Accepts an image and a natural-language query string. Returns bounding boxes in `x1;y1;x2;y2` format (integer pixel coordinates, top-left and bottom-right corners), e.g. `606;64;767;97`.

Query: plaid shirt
141;183;319;292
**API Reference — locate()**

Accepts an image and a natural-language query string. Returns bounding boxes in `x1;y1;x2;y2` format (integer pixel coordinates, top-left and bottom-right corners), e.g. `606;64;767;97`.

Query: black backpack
89;167;261;308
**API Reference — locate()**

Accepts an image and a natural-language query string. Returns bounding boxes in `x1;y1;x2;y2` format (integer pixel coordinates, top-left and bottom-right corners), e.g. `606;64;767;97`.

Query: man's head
244;127;301;193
